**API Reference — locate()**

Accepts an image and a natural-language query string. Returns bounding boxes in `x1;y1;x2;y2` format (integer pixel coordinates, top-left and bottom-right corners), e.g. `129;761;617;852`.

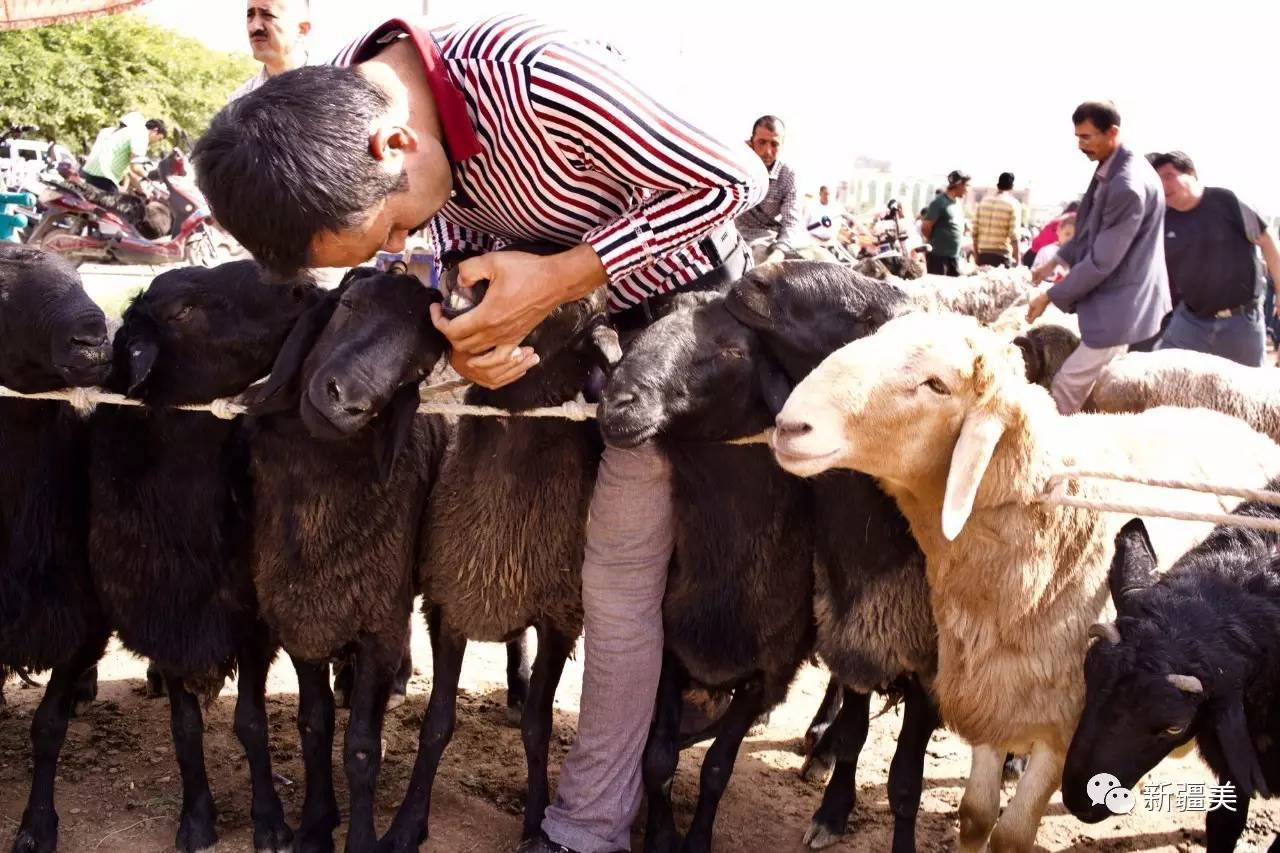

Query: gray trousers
542;443;674;852
1050;341;1128;415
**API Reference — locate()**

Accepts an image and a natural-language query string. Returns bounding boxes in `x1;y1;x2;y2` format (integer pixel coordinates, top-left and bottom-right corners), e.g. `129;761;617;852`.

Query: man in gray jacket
1028;100;1170;413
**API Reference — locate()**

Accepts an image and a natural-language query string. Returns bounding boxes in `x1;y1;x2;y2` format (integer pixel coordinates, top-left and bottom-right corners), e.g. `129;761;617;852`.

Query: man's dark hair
145;119;168;138
997;172;1015;191
1071;100;1121;132
1147;150;1196;176
194;65;407;274
751;115;785;136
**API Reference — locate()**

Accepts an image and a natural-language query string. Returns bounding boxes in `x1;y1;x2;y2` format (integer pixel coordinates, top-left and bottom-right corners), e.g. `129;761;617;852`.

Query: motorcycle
27;147;219;267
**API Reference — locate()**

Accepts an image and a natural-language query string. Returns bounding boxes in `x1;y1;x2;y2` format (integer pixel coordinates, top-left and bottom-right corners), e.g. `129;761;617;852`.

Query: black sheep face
1062;521;1216;822
112;260;317;404
724;260;909;378
300;270;447;438
599;295;791;448
0;245;110;392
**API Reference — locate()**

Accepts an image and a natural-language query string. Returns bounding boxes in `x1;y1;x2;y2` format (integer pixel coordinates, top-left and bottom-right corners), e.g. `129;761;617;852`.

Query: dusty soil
2;618;1278;853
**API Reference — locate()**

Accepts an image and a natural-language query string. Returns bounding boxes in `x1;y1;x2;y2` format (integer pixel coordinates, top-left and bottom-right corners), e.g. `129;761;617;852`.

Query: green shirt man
922;169;971;275
82;115;167;190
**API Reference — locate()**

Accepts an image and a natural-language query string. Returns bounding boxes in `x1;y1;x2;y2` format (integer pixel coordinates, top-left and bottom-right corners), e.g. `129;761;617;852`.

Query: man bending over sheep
1028;100;1170;414
193;15;765;853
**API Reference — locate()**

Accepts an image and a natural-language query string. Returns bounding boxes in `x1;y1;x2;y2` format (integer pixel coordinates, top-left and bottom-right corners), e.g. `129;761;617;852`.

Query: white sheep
769;311;1280;853
1087;347;1280;443
894;266;1033;325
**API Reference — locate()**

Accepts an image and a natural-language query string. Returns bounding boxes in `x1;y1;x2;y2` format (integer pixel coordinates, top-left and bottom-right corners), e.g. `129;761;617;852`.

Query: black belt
611;232;749;333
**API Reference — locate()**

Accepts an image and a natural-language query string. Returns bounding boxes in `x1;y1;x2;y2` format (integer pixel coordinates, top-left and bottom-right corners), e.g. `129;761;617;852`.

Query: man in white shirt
229;0;312;102
805;185;844;243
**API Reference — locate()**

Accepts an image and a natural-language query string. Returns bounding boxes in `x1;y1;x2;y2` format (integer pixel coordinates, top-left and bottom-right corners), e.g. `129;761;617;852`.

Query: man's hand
1026;289;1052;323
448;345;539;390
764;249;785;266
431;244;607;389
1031;262;1053;285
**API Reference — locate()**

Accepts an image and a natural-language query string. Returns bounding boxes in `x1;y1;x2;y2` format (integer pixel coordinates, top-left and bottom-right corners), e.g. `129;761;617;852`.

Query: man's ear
370;124;420;163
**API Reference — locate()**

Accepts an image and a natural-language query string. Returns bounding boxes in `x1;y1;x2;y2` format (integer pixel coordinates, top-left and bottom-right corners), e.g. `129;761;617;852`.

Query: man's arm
970;202;983;253
1047;182;1145;309
770;166;804;254
1258;230;1280;304
1007;202;1021;260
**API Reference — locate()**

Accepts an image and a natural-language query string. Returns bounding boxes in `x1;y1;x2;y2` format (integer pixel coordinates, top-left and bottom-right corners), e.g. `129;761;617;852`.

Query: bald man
229;0;312;101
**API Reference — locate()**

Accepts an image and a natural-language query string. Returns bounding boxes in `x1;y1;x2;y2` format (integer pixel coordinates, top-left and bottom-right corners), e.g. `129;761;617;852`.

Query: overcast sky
143;0;1280;213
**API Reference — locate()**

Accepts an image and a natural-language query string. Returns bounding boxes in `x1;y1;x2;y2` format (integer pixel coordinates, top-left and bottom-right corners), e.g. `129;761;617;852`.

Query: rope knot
562;400;596;422
67;387;98;417
208;397;243;421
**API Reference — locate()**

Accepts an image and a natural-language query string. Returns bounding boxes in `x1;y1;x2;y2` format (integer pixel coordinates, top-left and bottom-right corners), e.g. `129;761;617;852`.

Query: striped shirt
334;15;766;311
735;159;805;252
972;191;1021;259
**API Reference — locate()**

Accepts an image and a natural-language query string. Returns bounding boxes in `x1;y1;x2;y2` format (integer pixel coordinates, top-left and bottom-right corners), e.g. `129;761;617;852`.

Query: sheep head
600;294;791;448
112;260;317;404
0;244;110;393
725;260;910;380
771;311;1027;540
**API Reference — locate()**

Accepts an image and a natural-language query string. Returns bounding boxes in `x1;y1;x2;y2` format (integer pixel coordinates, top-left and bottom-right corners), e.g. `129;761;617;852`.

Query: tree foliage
0;14;254;150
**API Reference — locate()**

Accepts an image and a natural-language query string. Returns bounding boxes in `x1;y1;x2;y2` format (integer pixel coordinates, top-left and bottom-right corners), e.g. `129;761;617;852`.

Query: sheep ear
587;322;623;371
1012;333;1044;384
757;355;794;417
1109;518;1157;611
251;291;339;416
1213;697;1269;798
125;336;159;398
941;407;1006;540
372;382;420;484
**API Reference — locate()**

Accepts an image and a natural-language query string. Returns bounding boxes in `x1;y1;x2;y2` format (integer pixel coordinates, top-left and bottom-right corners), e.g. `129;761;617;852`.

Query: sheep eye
171;306;194;322
1163;725;1185;737
922;377;950;395
718;348;746;360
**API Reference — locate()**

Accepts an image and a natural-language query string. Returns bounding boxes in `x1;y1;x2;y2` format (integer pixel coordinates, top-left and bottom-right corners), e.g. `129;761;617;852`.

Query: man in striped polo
195;15;765;853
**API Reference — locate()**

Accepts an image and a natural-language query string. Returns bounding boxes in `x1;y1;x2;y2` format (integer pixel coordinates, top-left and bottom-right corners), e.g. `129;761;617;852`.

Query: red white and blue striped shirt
334;15;766;311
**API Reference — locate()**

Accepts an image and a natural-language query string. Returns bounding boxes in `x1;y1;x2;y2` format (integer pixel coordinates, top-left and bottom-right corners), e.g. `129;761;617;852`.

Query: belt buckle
1214;307;1234;319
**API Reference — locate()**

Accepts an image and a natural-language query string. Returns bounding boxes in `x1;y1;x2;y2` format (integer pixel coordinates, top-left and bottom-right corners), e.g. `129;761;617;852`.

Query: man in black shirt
1149;151;1280;366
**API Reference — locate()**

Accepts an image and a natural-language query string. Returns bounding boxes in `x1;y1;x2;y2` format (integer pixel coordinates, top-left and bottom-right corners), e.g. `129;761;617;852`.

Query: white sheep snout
772;388;848;477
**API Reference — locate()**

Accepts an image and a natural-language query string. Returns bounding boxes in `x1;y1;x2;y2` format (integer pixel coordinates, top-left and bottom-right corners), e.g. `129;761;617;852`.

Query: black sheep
598;292;815;853
89;261;316;853
0;245;112;853
244;267;451;853
311;269;620;852
1063;501;1280;852
724;261;940;852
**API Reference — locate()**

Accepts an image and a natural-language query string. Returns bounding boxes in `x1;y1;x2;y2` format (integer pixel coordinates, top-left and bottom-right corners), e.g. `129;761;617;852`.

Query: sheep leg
987;741;1062;853
886;676;942;853
145;660;166;698
642;653;688;853
332;658;353;710
802;689;871;849
804;675;844;755
802;685;867;784
506;629;533;726
388;628;413;711
234;631;292;853
70;664;98;716
520;623;574;842
294;659;340;853
343;637;400;853
376;608;467;853
957;744;1004;852
12;640;104;853
165;675;219;853
682;679;767;853
1206;776;1249;853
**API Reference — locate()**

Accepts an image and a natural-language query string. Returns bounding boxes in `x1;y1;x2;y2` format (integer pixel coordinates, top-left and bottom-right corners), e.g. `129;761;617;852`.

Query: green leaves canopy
0;13;255;150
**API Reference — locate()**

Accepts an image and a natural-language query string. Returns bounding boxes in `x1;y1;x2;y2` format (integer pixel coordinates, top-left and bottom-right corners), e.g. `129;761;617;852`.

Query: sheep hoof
252;820;294;853
385;692;406;712
72;698;94;718
1001;753;1027;782
802;820;843;849
800;752;835;784
504;704;524;727
10;828;44;853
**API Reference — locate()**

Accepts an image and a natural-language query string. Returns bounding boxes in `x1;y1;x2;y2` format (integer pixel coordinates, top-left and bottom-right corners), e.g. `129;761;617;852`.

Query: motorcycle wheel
183;226;220;267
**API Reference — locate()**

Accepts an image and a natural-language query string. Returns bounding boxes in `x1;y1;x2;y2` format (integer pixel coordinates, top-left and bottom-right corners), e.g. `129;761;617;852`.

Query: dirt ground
2;618;1279;853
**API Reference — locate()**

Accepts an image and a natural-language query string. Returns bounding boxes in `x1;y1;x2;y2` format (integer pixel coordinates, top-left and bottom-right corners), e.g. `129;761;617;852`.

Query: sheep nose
325;377;370;417
609;391;637;409
774;417;812;439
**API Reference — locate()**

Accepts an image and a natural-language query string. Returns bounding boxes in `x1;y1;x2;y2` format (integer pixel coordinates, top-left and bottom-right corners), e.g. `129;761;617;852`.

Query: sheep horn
1167;674;1204;695
1087;622;1121;645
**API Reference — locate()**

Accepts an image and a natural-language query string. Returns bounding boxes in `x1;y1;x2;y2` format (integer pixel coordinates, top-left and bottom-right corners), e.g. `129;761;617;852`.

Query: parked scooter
27;147;219;266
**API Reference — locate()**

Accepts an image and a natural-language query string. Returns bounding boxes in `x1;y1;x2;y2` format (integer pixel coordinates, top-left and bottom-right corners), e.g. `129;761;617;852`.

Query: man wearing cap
921;169;969;275
194;14;764;853
1027;100;1169;414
